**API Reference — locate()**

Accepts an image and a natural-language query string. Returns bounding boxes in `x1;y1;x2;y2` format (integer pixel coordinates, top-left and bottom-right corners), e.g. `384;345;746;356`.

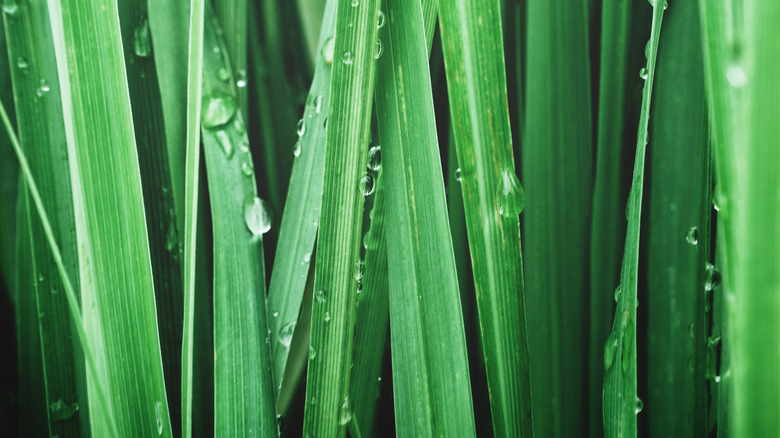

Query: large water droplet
686;227;698;245
134;18;152;58
1;1;18;15
342;51;354;65
293;141;302;157
635;397;644;414
726;63;747;88
495;170;526;217
243;197;272;236
297;118;306;137
16;56;28;71
705;263;721;291
377;10;386;29
36;78;50;97
375;40;383;60
322;36;335;65
155;401;164;435
202;95;237;129
236;69;248;88
339;396;353;426
639;67;649;80
313;95;323;114
49;399;79;421
360;174;375;196
455;168;462;182
368;146;381;171
279;322;296;347
241;161;254;176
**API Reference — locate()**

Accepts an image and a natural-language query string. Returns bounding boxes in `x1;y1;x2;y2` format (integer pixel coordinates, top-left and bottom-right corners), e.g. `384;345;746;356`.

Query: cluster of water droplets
49;398;79;421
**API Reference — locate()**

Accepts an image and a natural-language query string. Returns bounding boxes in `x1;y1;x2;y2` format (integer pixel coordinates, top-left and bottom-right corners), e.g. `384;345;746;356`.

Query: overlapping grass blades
303;0;381;434
644;1;710;435
438;0;532;434
200;4;278;436
602;2;665;437
3;1;87;435
45;0;172;435
376;0;475;435
267;0;335;400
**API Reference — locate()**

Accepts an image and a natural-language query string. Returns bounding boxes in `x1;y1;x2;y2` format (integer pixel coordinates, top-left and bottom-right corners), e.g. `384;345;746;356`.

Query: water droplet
309;345;317;360
377;10;386;29
315;289;327;303
322;36;336;65
355;261;365;281
614;285;622;303
215;130;233;158
455;168;462;182
375;39;383;59
495;170;526;217
639;67;649;80
663;0;669;10
304;253;312;263
37;273;44;283
279;322;296;347
217;67;230;82
368;146;381;171
133;18;152;58
243;197;272;236
705;263;721;291
635;397;644;414
359;173;375;196
342;51;354;65
272;311;279;318
2;1;18;16
49;399;79;421
238;138;250;153
241;161;254;176
155;401;164;435
604;333;618;370
324;311;331;322
351;0;359;5
356;281;363;295
36;78;50;97
165;223;177;252
293;141;302;157
16;56;28;71
686;227;698;245
313;95;323;114
297;118;306;137
727;63;747;88
236;69;248;88
339;396;353;426
202;94;237;129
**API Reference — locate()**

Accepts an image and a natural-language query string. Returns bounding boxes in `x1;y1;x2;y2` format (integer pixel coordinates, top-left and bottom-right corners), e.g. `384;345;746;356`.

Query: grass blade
643;1;710;435
45;0;172;434
438;0;533;434
267;0;336;399
303;0;381;434
602;2;665;437
377;0;476;435
200;3;278;436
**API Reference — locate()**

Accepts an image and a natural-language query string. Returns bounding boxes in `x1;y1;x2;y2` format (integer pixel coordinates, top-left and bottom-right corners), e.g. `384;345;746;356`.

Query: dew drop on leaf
293;141;302;157
377;10;386;29
635;397;644;415
685;226;698;245
322;36;335;65
339;396;353;426
368;146;381;171
360;173;375;197
241;161;254;176
243;197;272;236
202;94;237;129
705;263;721;291
375;39;383;60
279;322;296;347
133;18;152;58
316;289;327;303
297;118;306;137
155;401;164;435
342;51;354;65
215;130;233;158
49;399;79;421
16;57;28;71
324;311;331;322
1;1;18;16
36;78;50;97
639;67;649;80
217;67;230;82
495;169;526;217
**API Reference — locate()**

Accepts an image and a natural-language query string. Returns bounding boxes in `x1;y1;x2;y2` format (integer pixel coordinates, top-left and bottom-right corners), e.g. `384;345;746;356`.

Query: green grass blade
267;0;336;399
200;4;279;436
3;1;88;435
214;0;247;117
303;0;381;434
350;169;388;437
588;1;632;434
602;3;665;437
118;3;184;433
0;21;17;283
377;0;476;435
45;0;172;434
181;0;205;434
644;1;710;435
523;0;593;435
438;0;533;435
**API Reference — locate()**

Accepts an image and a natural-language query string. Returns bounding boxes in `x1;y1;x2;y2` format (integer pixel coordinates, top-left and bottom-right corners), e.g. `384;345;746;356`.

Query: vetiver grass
3;0;780;437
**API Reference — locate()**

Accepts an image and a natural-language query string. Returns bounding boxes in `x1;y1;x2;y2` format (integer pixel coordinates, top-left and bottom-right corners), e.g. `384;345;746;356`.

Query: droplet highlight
368;146;381;171
339;396;353;426
359;174;375;196
686;227;698;245
495;170;526;217
639;67;649;80
243;197;272;236
279;322;296;347
342;51;354;65
202;95;237;129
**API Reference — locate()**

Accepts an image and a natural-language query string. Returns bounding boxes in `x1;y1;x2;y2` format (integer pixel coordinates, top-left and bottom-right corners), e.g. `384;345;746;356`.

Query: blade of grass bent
200;4;278;436
588;0;632;435
377;0;476;435
118;3;184;433
438;0;533;435
644;1;709;435
602;3;665;437
3;2;87;435
303;0;381;435
46;0;172;435
181;0;205;435
267;0;336;400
